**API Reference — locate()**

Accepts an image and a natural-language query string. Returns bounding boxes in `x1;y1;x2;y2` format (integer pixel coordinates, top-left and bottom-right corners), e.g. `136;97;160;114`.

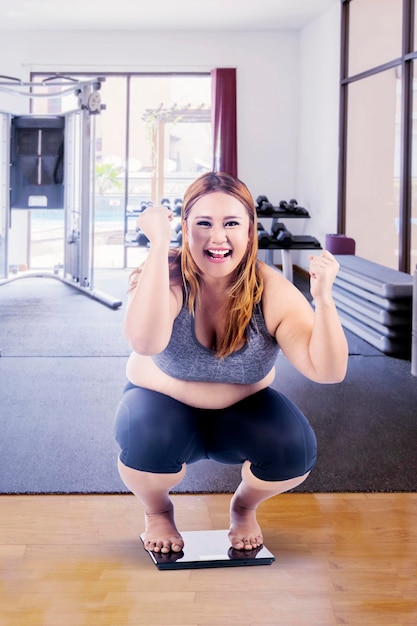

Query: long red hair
130;171;264;358
180;171;263;357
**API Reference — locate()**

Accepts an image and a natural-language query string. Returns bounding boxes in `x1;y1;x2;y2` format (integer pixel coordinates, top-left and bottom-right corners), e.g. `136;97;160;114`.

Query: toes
144;538;183;554
144;539;164;553
160;542;172;554
144;540;161;553
232;536;263;551
171;542;183;553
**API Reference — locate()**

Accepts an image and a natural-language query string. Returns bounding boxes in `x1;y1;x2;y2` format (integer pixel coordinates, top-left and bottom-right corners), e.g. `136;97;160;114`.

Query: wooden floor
0;493;416;626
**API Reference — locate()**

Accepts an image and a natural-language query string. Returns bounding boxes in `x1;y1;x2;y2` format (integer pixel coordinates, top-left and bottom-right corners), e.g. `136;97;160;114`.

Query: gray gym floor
0;269;416;494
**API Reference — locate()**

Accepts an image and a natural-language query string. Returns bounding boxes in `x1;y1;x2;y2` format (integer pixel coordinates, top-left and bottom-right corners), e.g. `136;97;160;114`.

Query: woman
114;171;348;554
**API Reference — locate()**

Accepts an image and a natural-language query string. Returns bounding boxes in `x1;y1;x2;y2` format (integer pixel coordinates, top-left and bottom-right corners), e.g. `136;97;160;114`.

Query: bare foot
143;503;184;554
228;496;263;551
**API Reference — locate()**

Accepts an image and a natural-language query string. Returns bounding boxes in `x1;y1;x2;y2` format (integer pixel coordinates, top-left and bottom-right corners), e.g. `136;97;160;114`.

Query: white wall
0;7;340;271
0;29;299;194
296;2;341;268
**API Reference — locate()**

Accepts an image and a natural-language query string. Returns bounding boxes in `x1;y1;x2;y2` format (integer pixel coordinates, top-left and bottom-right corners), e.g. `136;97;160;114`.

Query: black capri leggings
114;383;317;482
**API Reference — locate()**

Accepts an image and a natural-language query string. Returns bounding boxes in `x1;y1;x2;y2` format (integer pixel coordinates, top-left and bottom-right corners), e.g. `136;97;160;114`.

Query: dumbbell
271;222;293;247
271;222;287;237
140;200;152;212
287;198;309;216
257;223;272;247
171;222;183;245
134;230;149;246
256;195;274;215
173;198;182;216
295;206;309;216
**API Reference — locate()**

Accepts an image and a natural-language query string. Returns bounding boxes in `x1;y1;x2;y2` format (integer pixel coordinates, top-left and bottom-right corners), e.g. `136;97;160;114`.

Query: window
340;0;416;272
345;69;401;267
29;72;212;269
348;0;402;76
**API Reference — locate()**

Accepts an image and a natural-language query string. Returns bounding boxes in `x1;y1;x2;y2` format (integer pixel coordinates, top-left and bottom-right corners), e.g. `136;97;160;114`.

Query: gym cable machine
0;74;122;309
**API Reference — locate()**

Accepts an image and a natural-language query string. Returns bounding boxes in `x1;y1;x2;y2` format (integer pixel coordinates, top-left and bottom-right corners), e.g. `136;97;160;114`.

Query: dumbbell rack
256;208;321;282
125;200;321;283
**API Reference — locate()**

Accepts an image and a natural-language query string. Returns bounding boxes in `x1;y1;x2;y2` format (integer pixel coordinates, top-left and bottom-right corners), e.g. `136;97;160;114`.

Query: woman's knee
241;389;317;481
114;386;203;472
242;461;312;492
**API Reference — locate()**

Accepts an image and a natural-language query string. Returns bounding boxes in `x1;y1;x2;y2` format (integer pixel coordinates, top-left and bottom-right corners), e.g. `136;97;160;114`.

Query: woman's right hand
137;205;173;247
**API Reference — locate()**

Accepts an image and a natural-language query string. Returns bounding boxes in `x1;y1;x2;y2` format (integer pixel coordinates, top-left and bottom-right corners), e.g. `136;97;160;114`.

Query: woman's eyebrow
193;214;242;220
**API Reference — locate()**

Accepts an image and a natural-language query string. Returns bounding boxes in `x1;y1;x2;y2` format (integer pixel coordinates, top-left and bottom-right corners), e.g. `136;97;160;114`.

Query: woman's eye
225;220;239;227
197;220;211;227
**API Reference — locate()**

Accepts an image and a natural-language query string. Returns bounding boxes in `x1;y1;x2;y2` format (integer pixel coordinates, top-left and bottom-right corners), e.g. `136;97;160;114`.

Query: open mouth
205;249;232;260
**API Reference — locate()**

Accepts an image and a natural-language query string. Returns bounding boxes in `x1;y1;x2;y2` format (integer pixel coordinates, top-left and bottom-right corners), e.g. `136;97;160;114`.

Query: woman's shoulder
257;260;308;334
258;259;293;291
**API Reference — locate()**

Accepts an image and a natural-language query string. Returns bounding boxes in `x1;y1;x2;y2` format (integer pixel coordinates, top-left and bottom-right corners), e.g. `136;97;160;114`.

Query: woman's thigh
114;384;208;472
205;387;317;481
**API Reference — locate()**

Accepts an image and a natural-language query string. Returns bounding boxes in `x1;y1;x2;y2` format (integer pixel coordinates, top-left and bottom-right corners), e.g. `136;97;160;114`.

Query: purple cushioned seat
325;234;356;255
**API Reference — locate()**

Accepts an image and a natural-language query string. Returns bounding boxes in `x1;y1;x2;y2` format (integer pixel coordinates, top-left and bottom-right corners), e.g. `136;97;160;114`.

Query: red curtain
211;68;237;177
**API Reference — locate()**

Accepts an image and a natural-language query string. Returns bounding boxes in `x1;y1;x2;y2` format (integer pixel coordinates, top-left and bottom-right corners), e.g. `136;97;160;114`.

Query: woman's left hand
308;250;339;302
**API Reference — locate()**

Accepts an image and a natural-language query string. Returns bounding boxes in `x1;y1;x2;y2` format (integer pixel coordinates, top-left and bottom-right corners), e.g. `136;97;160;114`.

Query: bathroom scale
141;529;275;570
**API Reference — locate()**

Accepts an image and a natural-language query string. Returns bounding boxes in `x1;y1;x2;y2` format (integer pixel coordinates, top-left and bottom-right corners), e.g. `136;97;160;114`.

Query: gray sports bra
151;302;279;384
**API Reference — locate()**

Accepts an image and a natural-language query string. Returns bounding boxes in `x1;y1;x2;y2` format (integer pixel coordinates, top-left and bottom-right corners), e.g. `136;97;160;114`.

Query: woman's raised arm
124;206;181;355
263;251;348;384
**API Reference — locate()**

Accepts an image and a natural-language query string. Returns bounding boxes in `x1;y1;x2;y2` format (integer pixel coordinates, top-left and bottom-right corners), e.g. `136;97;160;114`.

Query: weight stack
10;115;65;209
332;255;413;357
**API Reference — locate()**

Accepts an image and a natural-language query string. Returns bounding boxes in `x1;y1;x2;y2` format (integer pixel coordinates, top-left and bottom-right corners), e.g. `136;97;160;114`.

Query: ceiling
0;0;338;32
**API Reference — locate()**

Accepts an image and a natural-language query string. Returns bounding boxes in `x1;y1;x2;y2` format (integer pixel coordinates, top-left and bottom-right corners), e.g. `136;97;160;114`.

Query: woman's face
185;191;251;280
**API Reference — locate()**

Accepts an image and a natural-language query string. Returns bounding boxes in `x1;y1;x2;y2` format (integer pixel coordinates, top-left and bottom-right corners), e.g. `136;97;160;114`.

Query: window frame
338;0;416;272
